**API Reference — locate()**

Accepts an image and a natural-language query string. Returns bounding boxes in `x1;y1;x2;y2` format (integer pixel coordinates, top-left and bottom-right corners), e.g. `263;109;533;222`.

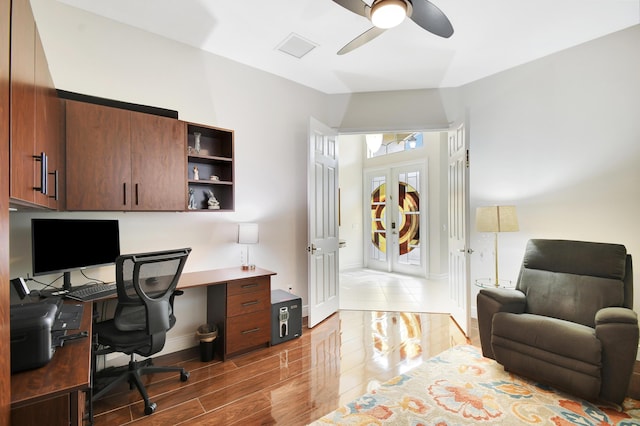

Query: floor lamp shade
476;206;519;233
476;206;519;285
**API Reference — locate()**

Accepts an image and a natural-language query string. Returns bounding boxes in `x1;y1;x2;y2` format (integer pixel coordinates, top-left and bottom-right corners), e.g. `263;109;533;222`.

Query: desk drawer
228;291;269;317
226;310;270;355
227;277;269;296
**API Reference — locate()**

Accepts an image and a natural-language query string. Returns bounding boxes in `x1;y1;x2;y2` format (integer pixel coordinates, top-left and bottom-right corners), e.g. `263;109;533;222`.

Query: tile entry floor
339;268;450;313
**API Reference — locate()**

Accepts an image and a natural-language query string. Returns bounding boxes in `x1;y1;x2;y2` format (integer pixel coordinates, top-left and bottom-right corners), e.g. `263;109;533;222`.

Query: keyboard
66;282;117;302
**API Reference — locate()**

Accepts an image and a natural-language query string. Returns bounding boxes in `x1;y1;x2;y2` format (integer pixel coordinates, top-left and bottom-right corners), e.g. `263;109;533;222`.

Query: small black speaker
10;277;30;300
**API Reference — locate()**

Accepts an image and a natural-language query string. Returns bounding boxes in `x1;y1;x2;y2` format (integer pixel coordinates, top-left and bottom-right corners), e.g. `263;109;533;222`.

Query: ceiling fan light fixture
370;0;407;29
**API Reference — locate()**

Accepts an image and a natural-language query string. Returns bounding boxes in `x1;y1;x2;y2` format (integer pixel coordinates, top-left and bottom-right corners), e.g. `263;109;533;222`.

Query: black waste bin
195;324;218;362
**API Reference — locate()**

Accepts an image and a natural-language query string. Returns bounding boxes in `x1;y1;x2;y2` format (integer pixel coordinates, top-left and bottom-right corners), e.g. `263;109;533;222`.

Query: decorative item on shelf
193;166;199;180
238;223;259;270
210;175;219;181
206;190;220;210
476;205;519;287
194;132;201;154
188;188;197;210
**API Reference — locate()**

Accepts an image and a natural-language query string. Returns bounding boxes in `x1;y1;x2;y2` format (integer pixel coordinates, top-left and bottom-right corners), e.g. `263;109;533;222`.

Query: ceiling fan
332;0;454;55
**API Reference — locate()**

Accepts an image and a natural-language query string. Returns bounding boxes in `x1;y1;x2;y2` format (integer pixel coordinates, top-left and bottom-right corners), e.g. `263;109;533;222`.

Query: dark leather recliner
477;239;638;405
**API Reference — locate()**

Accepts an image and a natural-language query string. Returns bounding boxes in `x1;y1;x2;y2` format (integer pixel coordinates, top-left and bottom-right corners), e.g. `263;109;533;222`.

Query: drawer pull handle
242;300;259;307
241;283;259;289
241;327;260;335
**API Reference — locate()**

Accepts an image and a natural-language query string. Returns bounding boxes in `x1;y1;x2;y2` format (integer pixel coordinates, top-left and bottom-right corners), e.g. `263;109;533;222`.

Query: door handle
48;170;59;200
458;248;474;254
32;152;47;194
307;244;322;254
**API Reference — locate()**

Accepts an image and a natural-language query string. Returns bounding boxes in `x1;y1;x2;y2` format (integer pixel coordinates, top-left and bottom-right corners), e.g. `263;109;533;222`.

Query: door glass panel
370;176;387;262
397;171;421;266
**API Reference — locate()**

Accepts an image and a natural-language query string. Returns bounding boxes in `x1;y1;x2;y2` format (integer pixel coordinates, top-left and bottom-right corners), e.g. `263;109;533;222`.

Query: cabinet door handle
32;152;47;194
241;300;259;307
241;327;260;335
48;170;58;200
123;183;127;205
241;283;258;289
135;183;139;205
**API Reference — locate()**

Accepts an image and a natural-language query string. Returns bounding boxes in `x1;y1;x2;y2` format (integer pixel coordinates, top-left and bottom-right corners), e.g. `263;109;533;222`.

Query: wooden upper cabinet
130;112;185;210
9;0;36;204
66;100;186;211
9;0;63;209
66;100;132;211
35;31;64;209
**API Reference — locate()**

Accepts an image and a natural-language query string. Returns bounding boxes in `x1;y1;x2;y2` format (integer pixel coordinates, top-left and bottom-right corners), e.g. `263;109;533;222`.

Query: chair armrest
479;288;526;308
595;307;639;404
477;288;526;359
596;307;638;325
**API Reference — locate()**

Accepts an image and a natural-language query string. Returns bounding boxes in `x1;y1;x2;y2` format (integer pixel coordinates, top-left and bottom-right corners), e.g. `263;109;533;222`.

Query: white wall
12;0;639;358
11;0;332;356
327;25;640;318
463;25;640;312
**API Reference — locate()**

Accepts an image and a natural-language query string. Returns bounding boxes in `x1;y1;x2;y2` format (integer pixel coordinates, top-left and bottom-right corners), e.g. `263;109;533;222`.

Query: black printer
10;301;57;374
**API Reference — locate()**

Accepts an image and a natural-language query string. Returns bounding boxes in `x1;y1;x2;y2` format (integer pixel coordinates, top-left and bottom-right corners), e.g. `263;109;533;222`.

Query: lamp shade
476;206;519;233
238;223;259;244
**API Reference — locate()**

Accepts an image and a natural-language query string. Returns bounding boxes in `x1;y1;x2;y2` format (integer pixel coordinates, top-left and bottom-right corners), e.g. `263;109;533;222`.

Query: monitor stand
62;272;72;292
39;272;72;298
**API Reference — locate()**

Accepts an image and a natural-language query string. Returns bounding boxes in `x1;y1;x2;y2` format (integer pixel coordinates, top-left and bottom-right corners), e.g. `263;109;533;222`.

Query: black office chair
92;248;191;416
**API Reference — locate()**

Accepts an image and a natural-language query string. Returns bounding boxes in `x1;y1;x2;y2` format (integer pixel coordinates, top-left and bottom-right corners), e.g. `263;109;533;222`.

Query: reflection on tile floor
339;268;450;313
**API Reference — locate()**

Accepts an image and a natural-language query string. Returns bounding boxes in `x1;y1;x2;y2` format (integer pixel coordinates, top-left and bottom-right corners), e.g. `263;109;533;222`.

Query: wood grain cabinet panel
66;100;186;211
226;311;270;355
9;0;62;209
130;112;185;210
207;275;272;360
65;100;131;210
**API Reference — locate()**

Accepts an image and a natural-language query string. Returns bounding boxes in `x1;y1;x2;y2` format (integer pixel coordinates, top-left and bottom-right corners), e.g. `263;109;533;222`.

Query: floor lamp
238;223;259;270
475;206;519;286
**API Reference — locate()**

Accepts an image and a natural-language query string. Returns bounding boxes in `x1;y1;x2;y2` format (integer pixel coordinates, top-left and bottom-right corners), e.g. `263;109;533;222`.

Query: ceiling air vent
276;33;317;59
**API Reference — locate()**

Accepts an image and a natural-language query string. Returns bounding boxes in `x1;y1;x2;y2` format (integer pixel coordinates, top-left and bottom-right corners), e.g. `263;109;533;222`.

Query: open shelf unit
186;123;234;211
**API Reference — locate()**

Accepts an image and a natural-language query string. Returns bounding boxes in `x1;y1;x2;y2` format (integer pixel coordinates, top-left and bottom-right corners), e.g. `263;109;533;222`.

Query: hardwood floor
91;311;476;425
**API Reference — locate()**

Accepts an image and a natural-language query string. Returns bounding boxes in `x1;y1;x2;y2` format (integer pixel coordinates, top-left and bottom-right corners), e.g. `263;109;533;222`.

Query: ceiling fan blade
331;0;368;18
338;26;387;55
409;0;454;38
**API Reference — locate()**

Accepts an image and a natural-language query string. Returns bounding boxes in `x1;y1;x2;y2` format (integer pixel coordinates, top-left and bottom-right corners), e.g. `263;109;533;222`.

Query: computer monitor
31;218;121;291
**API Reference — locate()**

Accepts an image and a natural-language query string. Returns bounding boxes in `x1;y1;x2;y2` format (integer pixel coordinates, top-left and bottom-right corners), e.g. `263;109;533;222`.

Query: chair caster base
144;402;157;415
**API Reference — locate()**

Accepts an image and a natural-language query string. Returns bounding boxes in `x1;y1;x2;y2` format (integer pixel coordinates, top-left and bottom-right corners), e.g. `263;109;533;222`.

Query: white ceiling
57;0;640;94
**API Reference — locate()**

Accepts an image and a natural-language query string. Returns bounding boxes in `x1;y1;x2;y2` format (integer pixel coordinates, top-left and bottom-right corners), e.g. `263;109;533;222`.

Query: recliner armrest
595;307;639;404
477;288;526;359
479;288;526;309
596;306;638;325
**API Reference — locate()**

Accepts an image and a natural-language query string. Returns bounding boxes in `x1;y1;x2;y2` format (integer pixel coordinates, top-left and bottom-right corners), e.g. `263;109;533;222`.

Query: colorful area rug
311;345;640;425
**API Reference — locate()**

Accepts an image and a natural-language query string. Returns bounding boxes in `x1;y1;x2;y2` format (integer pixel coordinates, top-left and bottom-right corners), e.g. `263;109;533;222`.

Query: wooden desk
10;301;93;426
9;266;276;425
177;266;276;291
178;267;276;360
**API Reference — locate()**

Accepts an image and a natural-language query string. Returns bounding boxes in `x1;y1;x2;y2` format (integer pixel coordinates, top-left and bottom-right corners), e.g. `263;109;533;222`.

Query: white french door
307;117;340;328
364;163;427;276
448;123;470;335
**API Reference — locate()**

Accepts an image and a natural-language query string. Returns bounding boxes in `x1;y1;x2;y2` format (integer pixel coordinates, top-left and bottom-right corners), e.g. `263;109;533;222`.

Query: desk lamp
238;223;259;270
476;205;519;286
